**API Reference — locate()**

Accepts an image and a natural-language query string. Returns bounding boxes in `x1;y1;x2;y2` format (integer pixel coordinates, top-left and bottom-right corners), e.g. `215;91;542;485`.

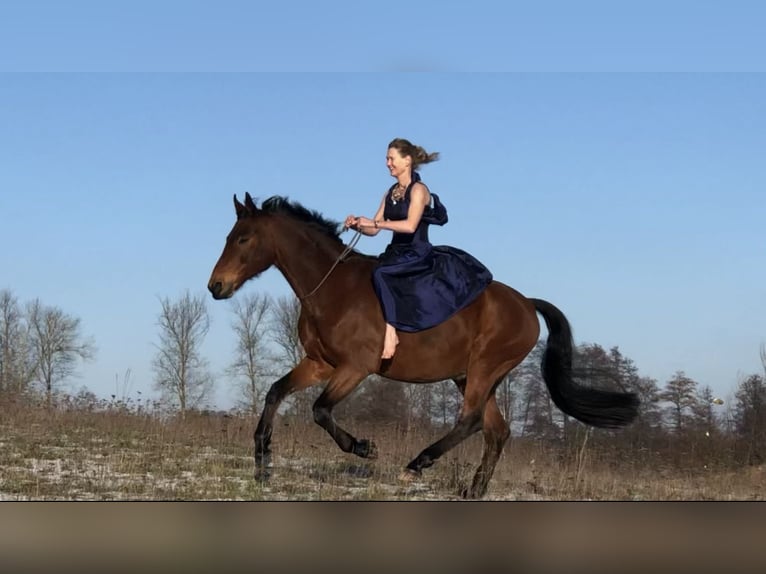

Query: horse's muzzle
208;280;232;300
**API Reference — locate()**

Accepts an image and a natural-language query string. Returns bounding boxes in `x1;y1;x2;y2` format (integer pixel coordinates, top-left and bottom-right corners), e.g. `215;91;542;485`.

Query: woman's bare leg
381;323;399;359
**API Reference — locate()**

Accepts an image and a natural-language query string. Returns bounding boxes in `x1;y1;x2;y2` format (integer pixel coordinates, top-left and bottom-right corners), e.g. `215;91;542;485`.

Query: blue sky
1;1;765;72
1;73;763;408
1;4;765;408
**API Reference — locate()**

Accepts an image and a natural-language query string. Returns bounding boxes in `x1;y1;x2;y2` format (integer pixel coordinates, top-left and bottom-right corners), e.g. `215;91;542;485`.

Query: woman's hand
343;214;360;230
344;215;377;231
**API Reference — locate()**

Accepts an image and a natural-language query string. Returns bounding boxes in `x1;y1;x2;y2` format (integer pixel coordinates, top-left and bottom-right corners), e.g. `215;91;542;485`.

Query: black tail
530;298;639;429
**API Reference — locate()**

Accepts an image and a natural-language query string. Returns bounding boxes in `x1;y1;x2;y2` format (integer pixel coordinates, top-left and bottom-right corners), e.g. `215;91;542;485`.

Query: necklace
391;183;407;205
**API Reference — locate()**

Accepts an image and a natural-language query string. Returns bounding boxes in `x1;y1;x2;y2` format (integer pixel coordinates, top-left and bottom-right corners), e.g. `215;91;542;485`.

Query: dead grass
0;401;763;500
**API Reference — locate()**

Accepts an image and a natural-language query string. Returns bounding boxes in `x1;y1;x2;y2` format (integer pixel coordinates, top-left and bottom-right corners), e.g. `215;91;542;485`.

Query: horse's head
208;192;276;300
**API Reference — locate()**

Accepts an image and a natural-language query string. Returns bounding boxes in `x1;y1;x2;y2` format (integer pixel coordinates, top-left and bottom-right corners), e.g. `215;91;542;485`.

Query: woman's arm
344;192;387;236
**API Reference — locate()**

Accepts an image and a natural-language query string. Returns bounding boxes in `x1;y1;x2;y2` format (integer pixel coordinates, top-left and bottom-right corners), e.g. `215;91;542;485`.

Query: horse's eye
237;236;250;245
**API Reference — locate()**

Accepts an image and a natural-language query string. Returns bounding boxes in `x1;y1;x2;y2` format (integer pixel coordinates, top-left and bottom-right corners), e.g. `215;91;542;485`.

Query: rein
300;230;363;300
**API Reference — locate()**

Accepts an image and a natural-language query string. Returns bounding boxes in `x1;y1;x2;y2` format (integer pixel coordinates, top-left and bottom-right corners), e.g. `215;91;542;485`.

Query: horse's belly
379;319;473;382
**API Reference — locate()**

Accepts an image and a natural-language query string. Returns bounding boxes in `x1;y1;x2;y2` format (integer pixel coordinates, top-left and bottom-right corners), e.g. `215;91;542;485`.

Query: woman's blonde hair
388;138;440;169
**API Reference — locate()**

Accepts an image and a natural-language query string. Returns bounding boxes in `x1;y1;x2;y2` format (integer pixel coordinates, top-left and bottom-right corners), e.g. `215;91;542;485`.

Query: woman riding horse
208;151;639;498
345;138;493;360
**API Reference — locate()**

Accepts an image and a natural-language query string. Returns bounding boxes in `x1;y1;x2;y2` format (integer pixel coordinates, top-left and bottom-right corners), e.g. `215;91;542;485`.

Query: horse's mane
259;195;376;261
260;196;375;261
261;195;344;245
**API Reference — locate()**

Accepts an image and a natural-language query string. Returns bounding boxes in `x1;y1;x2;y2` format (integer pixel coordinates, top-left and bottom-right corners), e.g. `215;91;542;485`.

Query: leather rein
300;230;363;300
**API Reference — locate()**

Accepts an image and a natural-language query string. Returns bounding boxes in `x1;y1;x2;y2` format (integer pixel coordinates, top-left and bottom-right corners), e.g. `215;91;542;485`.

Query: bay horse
208;193;639;498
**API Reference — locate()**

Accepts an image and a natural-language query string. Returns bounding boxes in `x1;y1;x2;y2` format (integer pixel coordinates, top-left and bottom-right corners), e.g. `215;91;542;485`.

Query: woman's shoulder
410;180;430;199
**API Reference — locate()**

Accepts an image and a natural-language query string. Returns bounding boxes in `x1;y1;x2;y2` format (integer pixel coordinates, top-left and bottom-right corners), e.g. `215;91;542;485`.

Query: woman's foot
381;323;399;359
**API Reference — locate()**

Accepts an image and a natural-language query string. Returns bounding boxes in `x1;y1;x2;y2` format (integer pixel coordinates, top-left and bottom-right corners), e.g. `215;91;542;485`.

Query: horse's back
379;280;541;382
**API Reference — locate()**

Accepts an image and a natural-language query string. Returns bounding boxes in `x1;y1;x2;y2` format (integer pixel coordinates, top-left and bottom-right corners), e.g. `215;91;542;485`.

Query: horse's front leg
312;366;377;459
254;357;333;480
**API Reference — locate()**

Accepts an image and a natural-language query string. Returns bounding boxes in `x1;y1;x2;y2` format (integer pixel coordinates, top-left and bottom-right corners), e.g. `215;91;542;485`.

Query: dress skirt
372;241;493;332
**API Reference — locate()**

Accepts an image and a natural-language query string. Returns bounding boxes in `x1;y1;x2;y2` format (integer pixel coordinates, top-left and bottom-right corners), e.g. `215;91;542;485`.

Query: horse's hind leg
463;393;510;499
451;377;510;499
401;377;486;479
254;357;333;480
312;366;378;459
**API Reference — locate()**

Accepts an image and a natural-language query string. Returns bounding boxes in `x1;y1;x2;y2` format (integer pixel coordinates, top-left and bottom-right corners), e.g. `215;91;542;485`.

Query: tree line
3;286;765;467
0;289;95;408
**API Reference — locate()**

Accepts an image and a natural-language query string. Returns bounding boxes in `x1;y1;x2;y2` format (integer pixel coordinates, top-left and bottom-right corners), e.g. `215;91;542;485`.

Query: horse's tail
530;298;639;428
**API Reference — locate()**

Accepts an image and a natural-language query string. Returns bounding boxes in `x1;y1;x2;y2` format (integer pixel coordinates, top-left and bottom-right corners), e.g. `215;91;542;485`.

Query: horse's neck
272;222;344;300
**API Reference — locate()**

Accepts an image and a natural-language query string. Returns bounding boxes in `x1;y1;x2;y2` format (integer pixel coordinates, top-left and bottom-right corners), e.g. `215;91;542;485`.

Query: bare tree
271;295;304;370
26;298;96;408
270;294;317;418
227;292;274;413
152;291;213;416
516;342;559;439
519;375;558;439
339;375;410;428
0;289;35;395
431;380;461;428
734;374;766;465
572;344;663;448
629;376;664;443
404;384;435;429
574;344;639;394
660;371;698;433
496;373;515;426
690;385;720;434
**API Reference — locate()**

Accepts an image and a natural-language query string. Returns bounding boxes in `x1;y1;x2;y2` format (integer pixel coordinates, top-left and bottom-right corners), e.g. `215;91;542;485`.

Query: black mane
258;195;376;261
260;195;344;245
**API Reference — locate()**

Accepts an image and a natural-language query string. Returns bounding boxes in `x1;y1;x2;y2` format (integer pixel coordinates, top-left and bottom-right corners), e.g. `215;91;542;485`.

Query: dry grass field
1;399;763;500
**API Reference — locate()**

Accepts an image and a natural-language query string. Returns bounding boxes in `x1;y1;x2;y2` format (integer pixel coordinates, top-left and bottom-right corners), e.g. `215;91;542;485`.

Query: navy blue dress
372;172;493;332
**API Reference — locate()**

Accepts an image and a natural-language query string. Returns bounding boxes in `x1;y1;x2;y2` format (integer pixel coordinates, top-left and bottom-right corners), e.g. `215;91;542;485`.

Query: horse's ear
244;192;258;212
234;194;248;220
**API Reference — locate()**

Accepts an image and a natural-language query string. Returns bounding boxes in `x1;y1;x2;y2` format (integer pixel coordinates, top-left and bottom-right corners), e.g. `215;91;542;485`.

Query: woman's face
386;147;411;179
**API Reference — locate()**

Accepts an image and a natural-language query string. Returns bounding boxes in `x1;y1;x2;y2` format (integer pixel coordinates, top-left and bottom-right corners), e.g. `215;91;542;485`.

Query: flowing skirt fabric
372;241;493;332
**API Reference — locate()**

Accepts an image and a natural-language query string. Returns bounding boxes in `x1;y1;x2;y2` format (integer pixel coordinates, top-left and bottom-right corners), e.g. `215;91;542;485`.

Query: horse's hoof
254;454;272;482
254;467;271;482
460;486;476;499
398;468;421;483
355;439;378;459
460;483;486;499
